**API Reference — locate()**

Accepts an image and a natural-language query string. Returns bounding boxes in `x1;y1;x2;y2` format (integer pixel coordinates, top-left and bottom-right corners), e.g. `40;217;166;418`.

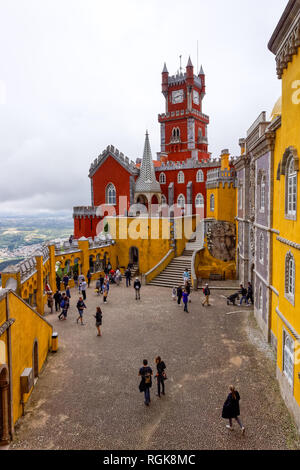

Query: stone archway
129;247;139;266
0;365;10;445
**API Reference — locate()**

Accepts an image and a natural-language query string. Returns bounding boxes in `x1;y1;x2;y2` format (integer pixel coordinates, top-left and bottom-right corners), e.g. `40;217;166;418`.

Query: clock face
172;89;184;104
193;90;200;105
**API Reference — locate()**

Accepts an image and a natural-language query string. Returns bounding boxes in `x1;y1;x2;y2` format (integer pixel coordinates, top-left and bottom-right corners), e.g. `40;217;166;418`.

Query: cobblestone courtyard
10;282;300;450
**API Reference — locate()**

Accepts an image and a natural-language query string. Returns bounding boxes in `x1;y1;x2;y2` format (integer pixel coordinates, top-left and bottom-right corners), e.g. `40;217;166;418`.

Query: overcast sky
0;0;287;215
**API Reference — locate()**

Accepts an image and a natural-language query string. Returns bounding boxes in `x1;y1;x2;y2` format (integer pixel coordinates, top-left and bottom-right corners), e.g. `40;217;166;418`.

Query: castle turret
199;65;206;98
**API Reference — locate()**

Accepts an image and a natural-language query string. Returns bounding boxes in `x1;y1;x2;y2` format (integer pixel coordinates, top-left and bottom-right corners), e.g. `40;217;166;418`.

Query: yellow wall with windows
207;185;236;223
271;49;300;415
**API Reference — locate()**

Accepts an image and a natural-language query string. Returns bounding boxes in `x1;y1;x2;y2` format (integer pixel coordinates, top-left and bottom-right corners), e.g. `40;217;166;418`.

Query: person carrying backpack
58;293;67;320
138;359;153;406
202;284;211;307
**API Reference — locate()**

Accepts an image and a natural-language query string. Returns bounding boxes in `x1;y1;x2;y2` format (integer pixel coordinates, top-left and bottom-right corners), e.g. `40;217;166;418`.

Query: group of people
227;282;254;307
172;268;192;313
138;357;167;406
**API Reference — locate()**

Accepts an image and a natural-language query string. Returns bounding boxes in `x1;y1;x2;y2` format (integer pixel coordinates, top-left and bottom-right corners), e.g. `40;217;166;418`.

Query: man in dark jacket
202;284;211;306
239;284;249;306
134;277;141;300
54;290;62;312
138;359;153;406
177;286;183;305
125;268;131;287
76;297;87;325
247;282;254;305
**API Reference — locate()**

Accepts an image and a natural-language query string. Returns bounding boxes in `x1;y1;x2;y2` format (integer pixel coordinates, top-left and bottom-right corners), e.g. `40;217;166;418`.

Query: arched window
161;194;167;205
159;173;166;184
283;331;294;386
260;175;266;211
210;194;215;212
196;170;204;183
286;159;297;217
178;171;185;184
105;183;116;205
177;194;185;208
195;193;204;208
285;252;295;301
259;233;264;263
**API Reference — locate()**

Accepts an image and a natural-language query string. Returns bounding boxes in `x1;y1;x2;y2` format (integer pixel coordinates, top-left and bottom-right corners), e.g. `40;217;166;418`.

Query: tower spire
135;132;161;193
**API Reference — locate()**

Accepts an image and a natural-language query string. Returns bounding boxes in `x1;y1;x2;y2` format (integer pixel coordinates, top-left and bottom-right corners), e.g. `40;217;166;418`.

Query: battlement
206;168;237;189
73;206;98;218
155;157;222;172
89;145;139;178
167;73;203;90
158;109;209;122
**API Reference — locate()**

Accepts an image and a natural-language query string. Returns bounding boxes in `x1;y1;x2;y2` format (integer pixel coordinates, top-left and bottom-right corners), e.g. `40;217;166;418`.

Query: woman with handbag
155;356;166;398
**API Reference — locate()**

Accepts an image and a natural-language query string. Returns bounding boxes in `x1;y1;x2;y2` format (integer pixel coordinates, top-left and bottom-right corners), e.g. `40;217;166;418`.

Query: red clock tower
158;57;210;163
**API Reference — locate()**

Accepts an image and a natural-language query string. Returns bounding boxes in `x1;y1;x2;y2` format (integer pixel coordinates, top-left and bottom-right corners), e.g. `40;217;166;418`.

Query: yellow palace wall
271;50;300;426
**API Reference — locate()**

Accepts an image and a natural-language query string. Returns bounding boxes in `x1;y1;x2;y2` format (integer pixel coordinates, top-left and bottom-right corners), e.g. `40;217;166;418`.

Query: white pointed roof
135;132;161;193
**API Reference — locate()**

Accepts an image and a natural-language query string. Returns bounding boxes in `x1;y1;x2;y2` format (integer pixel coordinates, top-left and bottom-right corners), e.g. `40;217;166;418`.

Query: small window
210;194;215;212
260;176;266;211
285;252;295;302
283;331;294;387
195;193;204;208
196;170;204;183
105;183;116;205
159;173;166;184
286;159;297;217
178;171;185;184
161;194;167;205
259;234;264;263
177;194;185;208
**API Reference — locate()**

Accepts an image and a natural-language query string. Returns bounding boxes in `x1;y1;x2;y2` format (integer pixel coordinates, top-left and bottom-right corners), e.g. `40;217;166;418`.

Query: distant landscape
0;214;73;273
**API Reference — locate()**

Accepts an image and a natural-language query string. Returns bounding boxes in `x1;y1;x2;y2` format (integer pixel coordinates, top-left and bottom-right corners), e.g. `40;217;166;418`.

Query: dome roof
270;96;282;120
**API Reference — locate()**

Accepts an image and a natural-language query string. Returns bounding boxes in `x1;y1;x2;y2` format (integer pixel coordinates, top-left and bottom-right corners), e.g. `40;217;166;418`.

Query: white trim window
259;233;264;263
159;173;166;184
285;252;295;303
196;170;204;183
195;193;204;208
161;194;167;205
177;194;185;208
286;159;297;217
283;331;294;387
210;194;215;212
105;183;116;205
178;171;185;184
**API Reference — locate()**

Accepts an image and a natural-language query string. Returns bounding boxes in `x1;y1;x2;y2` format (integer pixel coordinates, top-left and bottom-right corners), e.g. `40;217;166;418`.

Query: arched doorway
33;340;39;380
129;247;139;266
0;365;10;445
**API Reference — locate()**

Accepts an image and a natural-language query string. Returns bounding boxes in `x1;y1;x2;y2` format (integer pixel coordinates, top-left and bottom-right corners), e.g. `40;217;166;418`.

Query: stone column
78;238;90;280
35;253;44;315
48;244;56;293
0;383;10;445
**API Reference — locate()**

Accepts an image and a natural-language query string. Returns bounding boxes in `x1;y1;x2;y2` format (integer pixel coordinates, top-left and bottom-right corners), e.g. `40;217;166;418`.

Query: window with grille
177;194;185;208
178;171;185;184
195;193;204;207
286;159;297;217
196;170;204;183
159;173;166;184
210;194;215;212
106;183;116;205
283;331;294;387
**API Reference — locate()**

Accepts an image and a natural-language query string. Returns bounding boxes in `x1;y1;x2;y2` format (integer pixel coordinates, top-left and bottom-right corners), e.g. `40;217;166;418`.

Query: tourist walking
202;283;211;307
87;270;92;288
66;285;71;299
63;274;69;290
95;278;101;295
58;293;67;320
99;274;105;294
103;282;108;303
185;280;191;303
134;277;141;300
81;280;87;300
76;297;87;325
177;285;183;305
183;268;190;285
182;289;189;313
94;307;102;336
222;385;245;435
155;356;166;398
78;273;85;283
54;290;61;312
63;295;70;319
125;267;131;287
115;268;121;286
138;359;153;406
47;292;54;313
172;286;177;301
73;272;78;287
247;282;254;305
56;275;61;291
239;284;249;306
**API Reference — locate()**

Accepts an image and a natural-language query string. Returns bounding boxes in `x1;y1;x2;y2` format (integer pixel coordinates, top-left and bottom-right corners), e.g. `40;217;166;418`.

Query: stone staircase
149;223;204;288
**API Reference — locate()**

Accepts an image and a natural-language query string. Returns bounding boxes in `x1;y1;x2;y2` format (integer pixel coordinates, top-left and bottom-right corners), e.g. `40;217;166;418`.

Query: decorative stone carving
206;221;236;262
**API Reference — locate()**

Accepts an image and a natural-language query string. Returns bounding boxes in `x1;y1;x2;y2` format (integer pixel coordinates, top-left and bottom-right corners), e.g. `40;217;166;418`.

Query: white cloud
0;0;286;212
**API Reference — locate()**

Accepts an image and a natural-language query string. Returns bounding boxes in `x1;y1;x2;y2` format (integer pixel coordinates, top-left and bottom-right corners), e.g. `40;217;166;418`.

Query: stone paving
10;281;300;450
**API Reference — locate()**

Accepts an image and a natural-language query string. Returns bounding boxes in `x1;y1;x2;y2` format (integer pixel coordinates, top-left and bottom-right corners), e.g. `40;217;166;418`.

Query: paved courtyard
10;281;300;450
